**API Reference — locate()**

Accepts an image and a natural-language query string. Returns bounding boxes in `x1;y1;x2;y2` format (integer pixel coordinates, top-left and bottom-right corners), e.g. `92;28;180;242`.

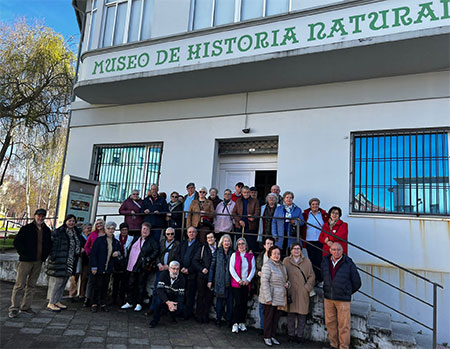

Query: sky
0;0;81;41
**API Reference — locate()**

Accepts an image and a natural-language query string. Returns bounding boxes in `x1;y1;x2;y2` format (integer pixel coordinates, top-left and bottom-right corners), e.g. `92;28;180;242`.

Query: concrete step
391;321;417;348
367;310;392;335
414;331;432;349
351;300;372;319
351;300;372;341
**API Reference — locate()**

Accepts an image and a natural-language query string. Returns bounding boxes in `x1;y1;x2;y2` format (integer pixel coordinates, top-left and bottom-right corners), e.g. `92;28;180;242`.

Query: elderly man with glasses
149;261;185;328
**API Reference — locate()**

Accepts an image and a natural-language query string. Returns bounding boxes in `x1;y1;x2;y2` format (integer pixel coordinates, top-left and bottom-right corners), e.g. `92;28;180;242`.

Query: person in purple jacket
119;189;144;235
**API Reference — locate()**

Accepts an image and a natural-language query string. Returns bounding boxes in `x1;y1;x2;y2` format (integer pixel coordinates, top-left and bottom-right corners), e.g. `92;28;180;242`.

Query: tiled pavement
0;281;324;348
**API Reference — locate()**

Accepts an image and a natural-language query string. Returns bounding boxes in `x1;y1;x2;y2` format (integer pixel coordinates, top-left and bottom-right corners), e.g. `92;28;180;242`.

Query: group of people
8;181;361;349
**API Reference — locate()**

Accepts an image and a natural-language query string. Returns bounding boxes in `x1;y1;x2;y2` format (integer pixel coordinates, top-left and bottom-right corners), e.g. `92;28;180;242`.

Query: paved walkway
0;281;324;349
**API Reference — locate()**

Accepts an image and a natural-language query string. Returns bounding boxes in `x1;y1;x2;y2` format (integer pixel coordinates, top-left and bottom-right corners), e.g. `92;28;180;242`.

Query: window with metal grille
351;129;449;216
91;143;163;202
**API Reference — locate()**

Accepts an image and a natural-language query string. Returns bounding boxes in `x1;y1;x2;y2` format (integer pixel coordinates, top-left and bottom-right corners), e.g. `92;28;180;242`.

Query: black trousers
127;270;149;305
196;276;213;320
112;272;129;304
92;273;111;306
232;286;249;324
263;304;281;339
184;277;197;319
306;241;323;283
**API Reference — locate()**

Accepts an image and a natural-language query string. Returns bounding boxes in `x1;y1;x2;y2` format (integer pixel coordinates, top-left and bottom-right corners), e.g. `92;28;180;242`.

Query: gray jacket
259;258;288;307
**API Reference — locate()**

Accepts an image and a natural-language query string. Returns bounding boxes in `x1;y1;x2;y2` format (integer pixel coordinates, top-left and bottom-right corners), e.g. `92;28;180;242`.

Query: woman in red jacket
319;206;348;256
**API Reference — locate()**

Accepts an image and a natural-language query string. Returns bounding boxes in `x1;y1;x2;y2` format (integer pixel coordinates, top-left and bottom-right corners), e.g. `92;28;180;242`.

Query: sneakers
121;303;133;309
238;323;247;331
232;323;239;333
264;338;273;346
47;304;61;312
134;304;142;312
19;308;37;316
271;337;280;345
8;310;19;319
309;289;316;297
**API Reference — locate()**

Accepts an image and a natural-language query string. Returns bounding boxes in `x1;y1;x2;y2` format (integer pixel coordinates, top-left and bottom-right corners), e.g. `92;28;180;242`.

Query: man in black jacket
141;184;169;241
9;209;52;318
179;226;201;320
321;242;361;349
149;261;185;328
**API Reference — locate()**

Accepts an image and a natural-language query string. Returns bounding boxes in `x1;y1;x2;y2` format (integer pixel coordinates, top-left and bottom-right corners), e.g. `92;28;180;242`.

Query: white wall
67;71;450;342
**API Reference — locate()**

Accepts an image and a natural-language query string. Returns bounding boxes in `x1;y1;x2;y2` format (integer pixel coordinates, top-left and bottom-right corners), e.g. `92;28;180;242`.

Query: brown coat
232;197;260;231
186;199;215;228
283;254;315;315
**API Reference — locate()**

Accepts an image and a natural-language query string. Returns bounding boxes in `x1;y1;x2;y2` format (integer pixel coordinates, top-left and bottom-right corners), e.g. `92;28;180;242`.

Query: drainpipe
53;1;86;228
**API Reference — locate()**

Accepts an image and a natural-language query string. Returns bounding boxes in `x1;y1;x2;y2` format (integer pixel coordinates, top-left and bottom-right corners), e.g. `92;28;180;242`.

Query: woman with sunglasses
166;191;184;240
186;186;215;243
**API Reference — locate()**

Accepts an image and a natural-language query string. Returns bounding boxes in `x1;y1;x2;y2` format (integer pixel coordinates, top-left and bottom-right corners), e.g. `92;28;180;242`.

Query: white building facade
70;0;450;343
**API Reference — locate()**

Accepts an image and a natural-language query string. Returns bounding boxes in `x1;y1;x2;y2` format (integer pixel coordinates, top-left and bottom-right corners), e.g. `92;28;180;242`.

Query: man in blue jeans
149;261;185;328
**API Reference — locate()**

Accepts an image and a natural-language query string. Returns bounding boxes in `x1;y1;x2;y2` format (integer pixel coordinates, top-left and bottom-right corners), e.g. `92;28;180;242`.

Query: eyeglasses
171;195;178;198
132;193;139;195
199;191;206;194
166;233;175;236
237;242;246;245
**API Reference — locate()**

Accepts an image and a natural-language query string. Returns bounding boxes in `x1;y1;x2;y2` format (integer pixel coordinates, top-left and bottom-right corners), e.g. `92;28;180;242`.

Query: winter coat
208;196;222;209
257;204;279;242
89;235;121;274
259;258;288;307
127;235;159;273
192;243;213;280
157;239;180;267
186;199;214;228
208;246;234;297
167;201;183;230
319;219;349;255
141;195;169;228
301;208;329;247
46;225;81;278
321;254;361;302
283;254;315;315
14;221;52;262
156;270;185;303
119;197;144;231
214;200;235;233
179;239;202;280
84;230;100;256
232;197;260;231
272;204;304;250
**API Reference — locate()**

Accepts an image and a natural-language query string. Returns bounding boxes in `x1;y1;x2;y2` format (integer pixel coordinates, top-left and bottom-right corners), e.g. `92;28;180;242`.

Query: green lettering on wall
138;53;149;67
307;22;326;41
224;37;237;54
327;18;348;38
127;55;137;69
187;43;202;60
169;47;181;62
203;42;210;58
271;29;280;47
211;39;223;57
392;7;413;27
368;10;390;30
414;2;439;23
156;50;168;65
92;60;104;75
254;31;269;49
105;58;115;72
117;56;126;71
237;35;253;52
442;0;450;19
280;27;299;45
349;14;365;33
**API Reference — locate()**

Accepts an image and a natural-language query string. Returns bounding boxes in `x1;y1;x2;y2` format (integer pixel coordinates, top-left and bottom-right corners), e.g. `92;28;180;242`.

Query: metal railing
0;210;444;348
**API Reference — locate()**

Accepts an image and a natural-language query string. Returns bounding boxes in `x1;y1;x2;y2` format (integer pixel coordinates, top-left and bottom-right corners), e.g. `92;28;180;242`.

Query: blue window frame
91;142;163;202
351;129;449;216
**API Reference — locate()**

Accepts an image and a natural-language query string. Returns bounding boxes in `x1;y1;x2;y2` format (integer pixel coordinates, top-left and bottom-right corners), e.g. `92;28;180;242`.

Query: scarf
329;218;338;230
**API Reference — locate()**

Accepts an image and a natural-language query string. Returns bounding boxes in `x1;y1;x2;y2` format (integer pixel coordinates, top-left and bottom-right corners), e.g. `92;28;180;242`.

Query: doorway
255;170;277;203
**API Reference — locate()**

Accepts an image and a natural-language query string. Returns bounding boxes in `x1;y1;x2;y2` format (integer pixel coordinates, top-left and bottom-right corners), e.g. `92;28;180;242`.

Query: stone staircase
247;287;433;348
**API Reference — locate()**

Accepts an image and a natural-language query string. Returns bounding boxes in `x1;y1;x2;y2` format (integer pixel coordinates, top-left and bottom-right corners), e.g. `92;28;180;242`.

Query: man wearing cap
8;209;52;318
183;182;198;218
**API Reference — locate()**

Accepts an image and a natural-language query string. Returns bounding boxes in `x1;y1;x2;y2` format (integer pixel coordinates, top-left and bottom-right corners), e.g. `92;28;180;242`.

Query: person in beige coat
283;242;315;343
259;245;289;347
186;186;215;243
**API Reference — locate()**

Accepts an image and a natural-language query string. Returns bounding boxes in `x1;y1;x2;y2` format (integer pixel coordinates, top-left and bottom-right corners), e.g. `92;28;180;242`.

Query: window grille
91;142;163;202
351;129;450;216
218;139;278;155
